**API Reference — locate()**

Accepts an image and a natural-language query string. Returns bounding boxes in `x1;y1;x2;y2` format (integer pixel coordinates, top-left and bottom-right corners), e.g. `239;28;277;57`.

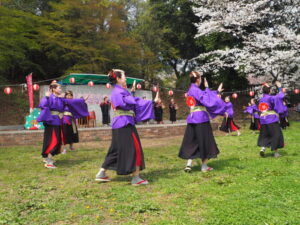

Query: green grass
1;123;300;225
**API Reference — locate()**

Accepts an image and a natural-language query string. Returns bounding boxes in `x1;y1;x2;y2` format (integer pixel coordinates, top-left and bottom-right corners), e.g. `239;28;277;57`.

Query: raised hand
218;83;224;92
275;81;282;88
131;80;136;92
204;78;209;88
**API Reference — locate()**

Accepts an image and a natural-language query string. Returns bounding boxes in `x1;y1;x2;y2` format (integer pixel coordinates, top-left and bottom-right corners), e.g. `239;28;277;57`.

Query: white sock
260;147;265;152
46;158;53;164
186;159;193;167
96;168;106;178
201;164;208;170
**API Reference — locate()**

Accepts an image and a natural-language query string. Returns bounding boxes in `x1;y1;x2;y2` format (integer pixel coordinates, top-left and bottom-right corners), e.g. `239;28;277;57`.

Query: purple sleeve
244;106;253;115
272;92;285;114
63;98;89;119
123;95;137;105
195;88;226;118
134;97;155;122
111;92;126;108
37;97;53;123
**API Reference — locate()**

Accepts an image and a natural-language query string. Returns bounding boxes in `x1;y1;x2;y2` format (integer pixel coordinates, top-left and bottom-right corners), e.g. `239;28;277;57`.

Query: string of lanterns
2;75;300;98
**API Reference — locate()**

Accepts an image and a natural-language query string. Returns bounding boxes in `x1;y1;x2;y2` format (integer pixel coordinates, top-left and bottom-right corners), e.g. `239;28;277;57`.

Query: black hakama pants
280;117;289;129
42;124;62;158
179;122;220;160
62;122;79;144
101;124;145;175
257;122;284;150
250;118;261;130
219;117;240;133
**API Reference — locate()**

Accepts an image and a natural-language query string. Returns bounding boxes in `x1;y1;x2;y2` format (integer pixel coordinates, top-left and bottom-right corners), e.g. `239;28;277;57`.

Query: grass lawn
0;122;300;225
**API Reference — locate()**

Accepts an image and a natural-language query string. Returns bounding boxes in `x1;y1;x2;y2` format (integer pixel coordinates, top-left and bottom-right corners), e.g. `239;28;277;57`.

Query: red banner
26;73;34;111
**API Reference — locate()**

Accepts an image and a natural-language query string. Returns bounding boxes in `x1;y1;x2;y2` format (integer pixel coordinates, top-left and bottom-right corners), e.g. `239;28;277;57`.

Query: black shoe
260;150;265;157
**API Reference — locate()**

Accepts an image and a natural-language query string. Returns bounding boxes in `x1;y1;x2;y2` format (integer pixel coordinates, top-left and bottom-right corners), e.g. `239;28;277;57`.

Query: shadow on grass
208;157;241;170
262;150;288;158
56;158;93;168
109;158;241;183
109;167;183;183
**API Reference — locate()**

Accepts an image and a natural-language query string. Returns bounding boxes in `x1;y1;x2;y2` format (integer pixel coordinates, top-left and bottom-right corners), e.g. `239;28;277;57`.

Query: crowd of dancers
37;69;289;185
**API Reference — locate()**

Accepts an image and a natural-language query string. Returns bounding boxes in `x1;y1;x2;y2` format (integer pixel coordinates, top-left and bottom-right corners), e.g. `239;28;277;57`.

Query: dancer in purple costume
257;82;285;157
95;69;159;186
179;71;227;173
37;82;89;169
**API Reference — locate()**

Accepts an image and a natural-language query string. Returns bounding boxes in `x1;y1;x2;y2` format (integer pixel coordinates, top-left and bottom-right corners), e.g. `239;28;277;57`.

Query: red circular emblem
259;102;269;112
186;96;196;107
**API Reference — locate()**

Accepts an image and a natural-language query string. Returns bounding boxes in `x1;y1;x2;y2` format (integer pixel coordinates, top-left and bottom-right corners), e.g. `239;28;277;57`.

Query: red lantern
4;87;12;95
33;84;39;91
88;81;94;87
232;93;238;99
152;86;158;92
184;93;188;98
137;83;142;89
69;77;76;84
168;90;174;96
186;96;196;107
282;88;286;93
106;83;111;89
294;88;299;94
249;91;254;97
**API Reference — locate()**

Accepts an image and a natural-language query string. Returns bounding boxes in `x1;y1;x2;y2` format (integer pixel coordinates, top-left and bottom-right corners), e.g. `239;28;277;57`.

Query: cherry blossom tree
192;0;300;87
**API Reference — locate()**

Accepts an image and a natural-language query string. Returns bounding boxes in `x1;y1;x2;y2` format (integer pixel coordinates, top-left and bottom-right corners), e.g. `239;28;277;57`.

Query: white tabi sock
201;164;208;170
186;159;193;167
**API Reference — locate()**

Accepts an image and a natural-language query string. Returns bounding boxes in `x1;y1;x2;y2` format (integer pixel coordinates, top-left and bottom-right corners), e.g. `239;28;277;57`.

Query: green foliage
1;123;300;224
136;0;201;78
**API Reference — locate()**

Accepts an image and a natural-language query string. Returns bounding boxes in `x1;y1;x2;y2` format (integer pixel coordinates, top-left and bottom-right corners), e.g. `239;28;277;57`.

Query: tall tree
193;0;300;87
137;0;202;81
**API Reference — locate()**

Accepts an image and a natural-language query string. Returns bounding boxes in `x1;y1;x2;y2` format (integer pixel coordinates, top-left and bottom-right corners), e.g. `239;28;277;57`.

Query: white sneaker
201;167;214;172
44;163;57;169
95;176;111;182
62;149;67;154
274;152;281;158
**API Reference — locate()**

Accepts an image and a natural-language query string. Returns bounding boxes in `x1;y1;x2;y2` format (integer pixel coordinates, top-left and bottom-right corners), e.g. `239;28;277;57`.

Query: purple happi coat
259;91;285;125
186;84;226;124
244;104;260;119
225;102;234;118
37;94;88;125
280;104;289;118
111;84;154;129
